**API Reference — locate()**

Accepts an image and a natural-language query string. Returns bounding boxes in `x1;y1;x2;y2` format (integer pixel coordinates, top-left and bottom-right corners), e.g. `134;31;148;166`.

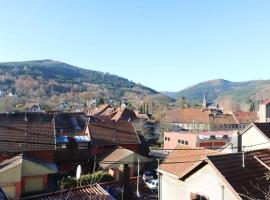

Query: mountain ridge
0;59;161;111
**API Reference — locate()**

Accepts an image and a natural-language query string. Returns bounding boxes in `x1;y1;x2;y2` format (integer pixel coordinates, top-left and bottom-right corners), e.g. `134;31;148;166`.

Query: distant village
0;93;270;200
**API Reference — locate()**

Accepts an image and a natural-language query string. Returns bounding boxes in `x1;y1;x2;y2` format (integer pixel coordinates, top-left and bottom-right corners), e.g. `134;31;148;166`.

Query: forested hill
164;79;270;111
0;59;158;110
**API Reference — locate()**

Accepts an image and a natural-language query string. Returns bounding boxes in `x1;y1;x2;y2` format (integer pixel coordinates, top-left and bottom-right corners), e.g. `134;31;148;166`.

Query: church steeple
203;92;207;108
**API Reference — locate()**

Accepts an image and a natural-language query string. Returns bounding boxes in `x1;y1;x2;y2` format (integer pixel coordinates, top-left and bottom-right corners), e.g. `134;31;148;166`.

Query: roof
90;104;111;115
210;114;238;125
165;108;210;124
158;145;217;179
262;98;270;105
88;121;141;146
99;146;149;169
208;149;270;200
110;107;137;122
0;155;22;173
0;112;87;135
252;122;270;139
233;112;257;124
0;154;58;175
0;122;56;153
21;184;114;200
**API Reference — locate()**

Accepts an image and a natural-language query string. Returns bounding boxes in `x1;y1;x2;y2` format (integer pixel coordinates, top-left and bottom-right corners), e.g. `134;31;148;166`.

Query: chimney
242;152;245;168
119;164;132;200
237;132;242;153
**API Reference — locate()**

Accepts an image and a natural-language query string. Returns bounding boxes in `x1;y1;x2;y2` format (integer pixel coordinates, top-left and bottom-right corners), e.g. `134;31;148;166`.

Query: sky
0;0;270;91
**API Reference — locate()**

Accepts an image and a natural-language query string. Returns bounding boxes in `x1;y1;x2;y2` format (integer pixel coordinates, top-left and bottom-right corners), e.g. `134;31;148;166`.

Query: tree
176;96;189;109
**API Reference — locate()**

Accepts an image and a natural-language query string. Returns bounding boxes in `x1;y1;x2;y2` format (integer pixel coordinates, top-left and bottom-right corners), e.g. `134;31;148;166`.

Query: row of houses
165;108;257;132
157;98;270;200
0;111;151;199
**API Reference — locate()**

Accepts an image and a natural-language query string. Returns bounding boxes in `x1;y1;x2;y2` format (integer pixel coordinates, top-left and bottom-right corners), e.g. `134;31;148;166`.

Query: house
165;108;211;132
164;131;233;153
0;155;58;199
258;97;270;122
89;104;112;116
21;184;114;200
0;112;92;174
209;113;239;131
158;145;270;200
0;122;56;162
232;111;257;129
85;121;142;155
165;108;240;132
89;104;138;122
229;122;270;153
99;146;149;180
158;145;219;200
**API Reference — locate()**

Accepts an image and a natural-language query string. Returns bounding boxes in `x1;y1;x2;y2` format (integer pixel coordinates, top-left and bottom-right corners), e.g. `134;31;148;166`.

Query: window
190;193;208;200
185;141;188;145
181;140;185;144
165;137;168;141
168;137;170;141
178;139;181;144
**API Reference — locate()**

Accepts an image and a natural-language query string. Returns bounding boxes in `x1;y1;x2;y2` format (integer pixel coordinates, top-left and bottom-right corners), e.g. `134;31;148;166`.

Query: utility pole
136;157;140;197
158;158;160;200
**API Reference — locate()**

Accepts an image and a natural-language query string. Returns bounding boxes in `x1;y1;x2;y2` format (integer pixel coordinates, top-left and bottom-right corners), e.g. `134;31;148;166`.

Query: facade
158;145;270;200
0;155;58;199
258;98;270;122
164;131;233;153
99;146;149;180
165;108;242;132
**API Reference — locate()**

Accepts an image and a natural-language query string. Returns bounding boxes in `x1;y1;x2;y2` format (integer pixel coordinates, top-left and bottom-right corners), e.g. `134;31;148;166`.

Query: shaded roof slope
0;122;55;153
208;149;270;200
88;121;140;146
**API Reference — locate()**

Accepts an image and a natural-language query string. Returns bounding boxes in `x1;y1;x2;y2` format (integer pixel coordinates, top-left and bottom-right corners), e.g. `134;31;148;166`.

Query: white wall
160;165;236;200
242;126;270;151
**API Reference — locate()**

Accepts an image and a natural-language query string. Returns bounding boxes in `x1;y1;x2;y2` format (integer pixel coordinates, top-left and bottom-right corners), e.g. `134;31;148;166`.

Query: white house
158;145;270;200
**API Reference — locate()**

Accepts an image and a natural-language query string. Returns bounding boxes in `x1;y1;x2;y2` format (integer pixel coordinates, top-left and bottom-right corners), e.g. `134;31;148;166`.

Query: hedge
58;171;113;189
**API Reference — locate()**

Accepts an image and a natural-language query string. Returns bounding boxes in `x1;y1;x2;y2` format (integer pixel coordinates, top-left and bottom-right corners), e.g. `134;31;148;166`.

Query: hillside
0;59;159;110
164;79;270;111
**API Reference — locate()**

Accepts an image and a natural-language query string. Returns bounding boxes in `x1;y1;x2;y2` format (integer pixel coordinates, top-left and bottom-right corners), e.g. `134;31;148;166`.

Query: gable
22;159;57;176
242;126;270;151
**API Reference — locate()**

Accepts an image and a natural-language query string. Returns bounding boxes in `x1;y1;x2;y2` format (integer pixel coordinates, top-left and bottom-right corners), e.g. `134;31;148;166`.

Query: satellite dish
76;165;82;180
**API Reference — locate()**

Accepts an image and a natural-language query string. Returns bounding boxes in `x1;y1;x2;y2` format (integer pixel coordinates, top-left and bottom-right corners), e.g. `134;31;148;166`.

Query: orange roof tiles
165;108;210;124
233;112;257;124
210;114;237;125
22;184;114;200
158;145;217;179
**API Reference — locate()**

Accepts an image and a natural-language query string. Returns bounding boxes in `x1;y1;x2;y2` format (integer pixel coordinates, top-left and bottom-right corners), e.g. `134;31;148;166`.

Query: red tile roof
158;145;217;179
90;104;111;115
88;121;141;146
165;108;210;124
210;114;238;125
262;98;270;105
208;149;270;200
110;107;137;122
233;112;257;124
22;184;114;200
0;122;55;153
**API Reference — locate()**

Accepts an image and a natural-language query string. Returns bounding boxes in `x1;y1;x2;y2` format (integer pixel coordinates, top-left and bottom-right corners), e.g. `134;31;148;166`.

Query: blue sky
0;0;269;91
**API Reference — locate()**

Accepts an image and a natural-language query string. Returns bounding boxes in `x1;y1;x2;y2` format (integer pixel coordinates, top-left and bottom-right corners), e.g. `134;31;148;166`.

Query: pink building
164;131;233;153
